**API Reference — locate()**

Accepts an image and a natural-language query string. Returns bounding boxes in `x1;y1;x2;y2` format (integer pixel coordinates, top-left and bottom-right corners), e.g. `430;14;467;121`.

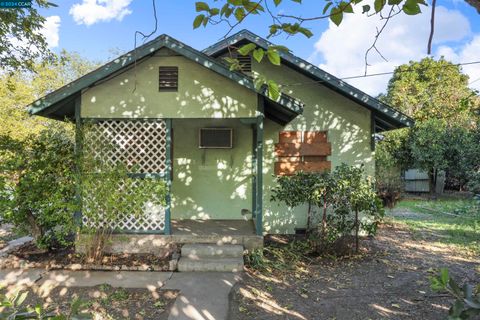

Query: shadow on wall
263;96;373;234
171;119;254;220
81;55;257;119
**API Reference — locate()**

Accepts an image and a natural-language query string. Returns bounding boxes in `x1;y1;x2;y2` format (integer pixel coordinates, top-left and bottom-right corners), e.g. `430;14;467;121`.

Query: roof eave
28;33;303;121
203;29;414;130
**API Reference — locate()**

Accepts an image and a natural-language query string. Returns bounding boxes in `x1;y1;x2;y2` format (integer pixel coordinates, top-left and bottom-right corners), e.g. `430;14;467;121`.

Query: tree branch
364;6;402;75
427;0;437;55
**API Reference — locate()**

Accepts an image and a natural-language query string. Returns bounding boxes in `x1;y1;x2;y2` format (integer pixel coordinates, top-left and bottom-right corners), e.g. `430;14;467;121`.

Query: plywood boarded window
274;131;332;176
158;66;178;91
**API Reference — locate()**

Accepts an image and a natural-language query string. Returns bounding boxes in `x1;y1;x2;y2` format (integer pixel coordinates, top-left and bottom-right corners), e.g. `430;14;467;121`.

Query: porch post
251;126;257;219
74;94;83;227
164;118;172;235
255;97;265;236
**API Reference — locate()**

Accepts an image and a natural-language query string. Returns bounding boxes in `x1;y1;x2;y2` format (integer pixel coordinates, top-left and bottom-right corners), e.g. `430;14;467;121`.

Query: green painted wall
171;118;253;220
81;52;257;119
254;60;374;234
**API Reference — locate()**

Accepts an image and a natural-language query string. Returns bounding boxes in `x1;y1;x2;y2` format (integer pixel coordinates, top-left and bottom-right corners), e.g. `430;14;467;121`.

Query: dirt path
229;209;479;320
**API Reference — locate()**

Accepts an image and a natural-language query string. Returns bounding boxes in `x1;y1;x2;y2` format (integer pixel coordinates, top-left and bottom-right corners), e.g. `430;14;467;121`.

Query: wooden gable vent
274;131;332;176
236;54;252;73
158;66;178;92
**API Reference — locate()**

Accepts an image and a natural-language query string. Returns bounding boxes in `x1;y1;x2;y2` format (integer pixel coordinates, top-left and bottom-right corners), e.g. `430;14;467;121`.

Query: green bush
0;125;77;249
270;164;384;255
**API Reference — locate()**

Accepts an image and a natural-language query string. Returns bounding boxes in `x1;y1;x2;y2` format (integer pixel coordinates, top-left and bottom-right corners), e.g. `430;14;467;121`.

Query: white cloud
69;0;133;26
437;36;480;90
312;6;475;95
41;16;61;48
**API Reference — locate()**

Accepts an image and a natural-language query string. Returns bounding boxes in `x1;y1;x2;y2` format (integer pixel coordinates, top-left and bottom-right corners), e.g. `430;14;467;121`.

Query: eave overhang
28;34;304;124
203;30;414;131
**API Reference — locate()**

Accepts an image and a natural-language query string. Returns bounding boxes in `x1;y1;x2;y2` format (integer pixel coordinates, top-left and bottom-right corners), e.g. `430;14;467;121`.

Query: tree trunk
429;169;437;198
25;210;43;243
306;201;312;235
322;195;327;239
355;209;359;253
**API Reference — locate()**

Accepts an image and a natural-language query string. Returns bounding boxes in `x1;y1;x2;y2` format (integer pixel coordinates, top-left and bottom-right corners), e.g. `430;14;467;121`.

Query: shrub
330;164;384;253
0;125;76;249
270;164;384;255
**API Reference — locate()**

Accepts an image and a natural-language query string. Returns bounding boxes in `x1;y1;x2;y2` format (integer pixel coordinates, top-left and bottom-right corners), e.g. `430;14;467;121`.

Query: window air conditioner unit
199;128;233;149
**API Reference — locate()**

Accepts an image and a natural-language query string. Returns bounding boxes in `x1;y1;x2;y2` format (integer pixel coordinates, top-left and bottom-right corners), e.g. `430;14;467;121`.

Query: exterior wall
81;51;257;119
254;61;374;234
171;118;253;220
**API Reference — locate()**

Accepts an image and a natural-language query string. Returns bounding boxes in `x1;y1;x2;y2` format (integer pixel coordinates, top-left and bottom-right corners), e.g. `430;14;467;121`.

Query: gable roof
28;34;304;124
203;29;414;131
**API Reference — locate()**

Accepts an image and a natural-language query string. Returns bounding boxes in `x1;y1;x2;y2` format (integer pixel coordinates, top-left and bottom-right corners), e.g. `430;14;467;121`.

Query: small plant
0;290;91;319
245;241;311;273
430;268;480;319
109;288;129;302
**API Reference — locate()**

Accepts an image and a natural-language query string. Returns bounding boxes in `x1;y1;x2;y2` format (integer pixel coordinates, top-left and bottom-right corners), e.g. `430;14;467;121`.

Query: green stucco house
28;30;412;249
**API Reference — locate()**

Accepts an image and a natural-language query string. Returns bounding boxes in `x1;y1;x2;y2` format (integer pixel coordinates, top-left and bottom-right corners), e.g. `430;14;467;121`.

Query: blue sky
39;0;480;95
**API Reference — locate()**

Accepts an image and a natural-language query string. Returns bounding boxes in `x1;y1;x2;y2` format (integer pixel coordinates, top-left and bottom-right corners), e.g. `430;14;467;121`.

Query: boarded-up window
274;131;332;176
158;66;178;91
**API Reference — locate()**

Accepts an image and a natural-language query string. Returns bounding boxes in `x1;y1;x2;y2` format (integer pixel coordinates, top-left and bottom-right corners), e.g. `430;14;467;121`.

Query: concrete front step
178;244;245;272
177;257;244;272
181;244;244;259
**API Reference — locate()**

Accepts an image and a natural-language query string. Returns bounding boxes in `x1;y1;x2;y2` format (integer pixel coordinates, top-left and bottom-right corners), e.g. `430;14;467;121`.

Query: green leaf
388;0;403;5
193;14;205;29
267;80;280;101
245;1;265;13
237;43;256;56
195;1;210;12
16;292;28;307
298;27;313;38
330;7;343;26
234;7;246;21
269;45;290;53
362;4;371;13
267;49;281;66
340;1;354;13
374;0;386;12
252;48;265;63
440;268;449;286
323;2;333;15
274;0;282;6
402;0;421;15
209;8;220;16
220;4;232;17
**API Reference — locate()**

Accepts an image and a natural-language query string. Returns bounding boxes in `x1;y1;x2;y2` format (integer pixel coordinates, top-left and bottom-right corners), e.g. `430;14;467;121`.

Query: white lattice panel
84;120;168;174
82;177;166;232
82;120;168;232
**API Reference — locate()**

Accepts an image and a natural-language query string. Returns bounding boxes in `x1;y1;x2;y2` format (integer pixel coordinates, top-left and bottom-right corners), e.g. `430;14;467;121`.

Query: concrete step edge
181;244;244;259
177;257;244;272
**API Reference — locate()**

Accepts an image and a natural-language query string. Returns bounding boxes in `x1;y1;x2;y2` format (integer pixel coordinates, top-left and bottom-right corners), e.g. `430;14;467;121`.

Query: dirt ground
229;209;480;320
0;243;177;270
1;284;178;320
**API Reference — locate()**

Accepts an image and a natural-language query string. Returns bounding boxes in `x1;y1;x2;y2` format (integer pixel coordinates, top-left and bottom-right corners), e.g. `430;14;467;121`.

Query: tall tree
382;57;480;124
0;51;99;140
0;0;57;72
